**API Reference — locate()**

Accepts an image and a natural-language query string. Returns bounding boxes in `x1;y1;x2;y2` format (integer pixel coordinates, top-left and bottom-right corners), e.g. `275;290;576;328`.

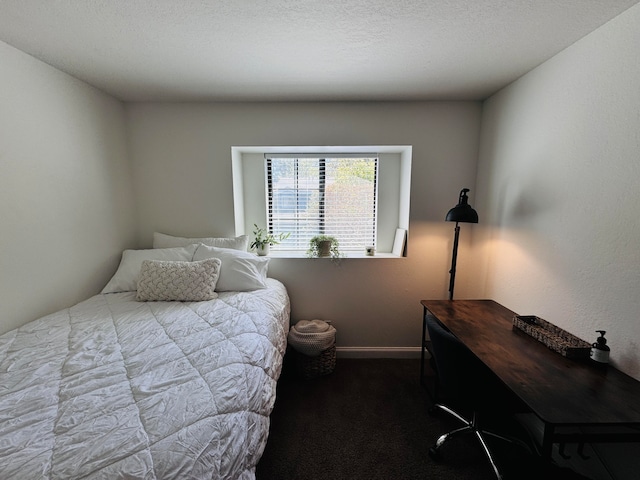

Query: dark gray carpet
256;357;591;480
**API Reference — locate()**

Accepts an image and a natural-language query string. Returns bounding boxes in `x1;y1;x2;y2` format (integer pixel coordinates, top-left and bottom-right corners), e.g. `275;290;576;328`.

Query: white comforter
0;279;289;479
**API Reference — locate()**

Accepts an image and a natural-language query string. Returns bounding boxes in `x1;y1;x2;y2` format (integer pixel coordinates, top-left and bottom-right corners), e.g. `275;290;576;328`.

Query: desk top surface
421;299;640;426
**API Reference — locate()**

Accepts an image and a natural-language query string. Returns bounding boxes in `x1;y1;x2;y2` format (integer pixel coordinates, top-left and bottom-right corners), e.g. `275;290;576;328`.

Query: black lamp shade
446;188;478;223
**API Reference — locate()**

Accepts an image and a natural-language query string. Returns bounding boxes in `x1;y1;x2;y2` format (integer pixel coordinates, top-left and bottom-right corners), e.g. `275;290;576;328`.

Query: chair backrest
425;313;484;400
426;313;528;414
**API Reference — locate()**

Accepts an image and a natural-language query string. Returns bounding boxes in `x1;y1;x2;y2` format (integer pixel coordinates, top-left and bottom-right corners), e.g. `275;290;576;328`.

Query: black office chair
425;314;533;480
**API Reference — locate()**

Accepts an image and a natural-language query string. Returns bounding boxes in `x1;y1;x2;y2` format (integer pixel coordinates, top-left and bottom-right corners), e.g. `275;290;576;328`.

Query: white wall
475;4;640;380
127;102;481;353
0;41;136;334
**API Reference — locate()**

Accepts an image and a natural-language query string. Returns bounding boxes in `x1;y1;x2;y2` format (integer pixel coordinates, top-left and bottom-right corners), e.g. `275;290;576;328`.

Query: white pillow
136;258;221;302
101;245;198;294
193;244;269;291
153;232;249;251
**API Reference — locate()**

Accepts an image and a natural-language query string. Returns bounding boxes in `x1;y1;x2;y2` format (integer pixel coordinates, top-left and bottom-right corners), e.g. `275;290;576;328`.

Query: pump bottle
590;330;610;364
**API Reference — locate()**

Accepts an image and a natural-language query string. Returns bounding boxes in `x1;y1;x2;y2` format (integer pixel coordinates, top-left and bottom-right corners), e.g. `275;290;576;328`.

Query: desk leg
420;306;427;386
541;424;554;459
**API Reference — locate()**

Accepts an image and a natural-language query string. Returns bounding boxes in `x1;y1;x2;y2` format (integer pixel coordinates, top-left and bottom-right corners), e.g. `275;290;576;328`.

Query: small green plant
249;224;290;250
307;235;342;258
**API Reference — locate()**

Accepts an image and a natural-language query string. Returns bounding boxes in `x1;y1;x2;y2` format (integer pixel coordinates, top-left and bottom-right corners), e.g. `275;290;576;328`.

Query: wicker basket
513;315;591;359
295;344;336;379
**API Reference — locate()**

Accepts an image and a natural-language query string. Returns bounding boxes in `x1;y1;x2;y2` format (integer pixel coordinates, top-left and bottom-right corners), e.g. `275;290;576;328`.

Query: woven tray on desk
513;315;591;359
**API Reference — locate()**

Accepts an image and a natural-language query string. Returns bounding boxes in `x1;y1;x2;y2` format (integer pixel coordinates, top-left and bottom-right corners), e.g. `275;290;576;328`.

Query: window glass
267;156;378;251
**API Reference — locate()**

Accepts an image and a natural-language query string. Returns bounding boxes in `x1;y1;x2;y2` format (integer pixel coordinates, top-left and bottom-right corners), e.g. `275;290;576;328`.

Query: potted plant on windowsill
307;235;342;259
250;224;290;256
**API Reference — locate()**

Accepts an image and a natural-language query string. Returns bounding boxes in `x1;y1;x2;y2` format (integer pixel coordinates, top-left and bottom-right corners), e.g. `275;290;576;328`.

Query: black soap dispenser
590;330;610;364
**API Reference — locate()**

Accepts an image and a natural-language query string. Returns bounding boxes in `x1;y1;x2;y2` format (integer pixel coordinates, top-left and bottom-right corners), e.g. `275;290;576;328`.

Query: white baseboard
336;346;422;359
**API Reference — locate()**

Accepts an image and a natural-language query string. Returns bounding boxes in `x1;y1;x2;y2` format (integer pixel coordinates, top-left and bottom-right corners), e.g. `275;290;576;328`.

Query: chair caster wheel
428;446;441;461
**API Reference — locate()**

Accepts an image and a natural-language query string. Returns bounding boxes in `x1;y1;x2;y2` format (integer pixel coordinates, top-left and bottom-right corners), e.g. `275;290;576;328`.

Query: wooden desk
421;299;640;458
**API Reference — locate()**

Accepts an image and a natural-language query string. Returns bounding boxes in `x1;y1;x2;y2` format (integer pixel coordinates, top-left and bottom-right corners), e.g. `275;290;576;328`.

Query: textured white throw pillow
101;244;198;294
193;244;269;291
153;232;249;251
136;258;221;302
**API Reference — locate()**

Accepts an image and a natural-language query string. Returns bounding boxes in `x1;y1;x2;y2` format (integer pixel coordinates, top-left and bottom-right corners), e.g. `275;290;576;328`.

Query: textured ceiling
0;0;638;102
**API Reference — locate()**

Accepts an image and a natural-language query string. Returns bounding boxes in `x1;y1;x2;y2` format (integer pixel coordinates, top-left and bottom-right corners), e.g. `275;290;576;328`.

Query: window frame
231;145;412;258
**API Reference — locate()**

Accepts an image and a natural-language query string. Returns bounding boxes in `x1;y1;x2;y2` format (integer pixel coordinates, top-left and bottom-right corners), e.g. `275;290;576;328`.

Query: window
231;145;411;257
266;156;378;251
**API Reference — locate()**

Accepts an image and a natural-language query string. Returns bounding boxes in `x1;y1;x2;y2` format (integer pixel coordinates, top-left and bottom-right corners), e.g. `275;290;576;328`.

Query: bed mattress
0;278;289;479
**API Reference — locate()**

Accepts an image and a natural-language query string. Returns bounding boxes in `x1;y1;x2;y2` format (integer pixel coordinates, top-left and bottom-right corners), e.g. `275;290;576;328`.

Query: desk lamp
445;188;478;300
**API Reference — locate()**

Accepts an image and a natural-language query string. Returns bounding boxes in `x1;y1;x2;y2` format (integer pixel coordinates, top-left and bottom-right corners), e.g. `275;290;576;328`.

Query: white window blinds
266;155;378;251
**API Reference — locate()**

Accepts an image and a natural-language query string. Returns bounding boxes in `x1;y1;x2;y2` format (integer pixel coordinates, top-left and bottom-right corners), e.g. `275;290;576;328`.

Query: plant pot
318;240;332;257
256;244;270;256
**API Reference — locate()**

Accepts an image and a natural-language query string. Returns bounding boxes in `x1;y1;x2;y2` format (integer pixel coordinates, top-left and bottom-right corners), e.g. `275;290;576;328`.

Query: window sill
261;251;403;259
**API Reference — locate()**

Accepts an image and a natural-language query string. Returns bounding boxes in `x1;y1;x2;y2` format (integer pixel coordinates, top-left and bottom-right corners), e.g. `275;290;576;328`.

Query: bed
0;236;290;479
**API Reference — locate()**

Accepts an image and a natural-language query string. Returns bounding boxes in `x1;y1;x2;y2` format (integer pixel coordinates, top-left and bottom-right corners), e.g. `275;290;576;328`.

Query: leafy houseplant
250;224;289;256
307;235;342;259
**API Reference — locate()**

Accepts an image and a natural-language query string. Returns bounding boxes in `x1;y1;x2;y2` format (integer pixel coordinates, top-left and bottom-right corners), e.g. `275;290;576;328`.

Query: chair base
429;403;533;480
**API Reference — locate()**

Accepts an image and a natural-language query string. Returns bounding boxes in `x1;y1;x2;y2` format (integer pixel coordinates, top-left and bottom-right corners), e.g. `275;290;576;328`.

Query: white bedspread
0;278;290;479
